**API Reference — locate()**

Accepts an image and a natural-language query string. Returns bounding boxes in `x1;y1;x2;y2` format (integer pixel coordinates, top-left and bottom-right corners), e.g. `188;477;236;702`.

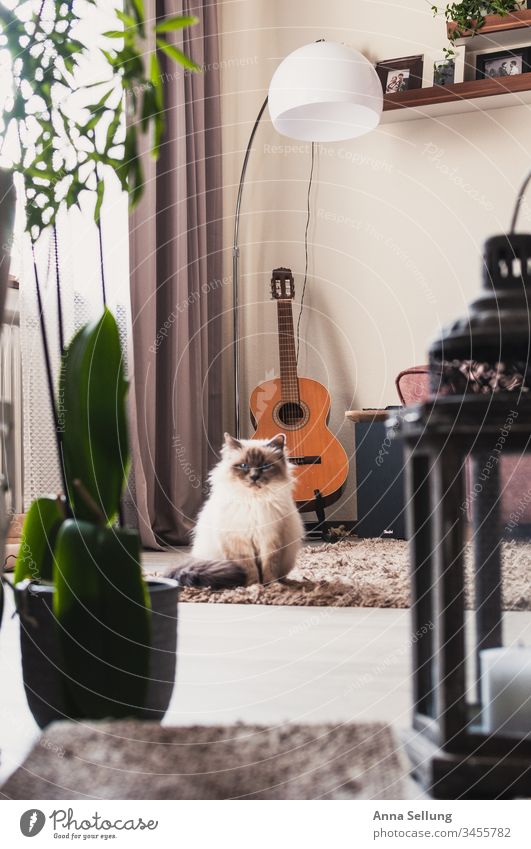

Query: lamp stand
232;95;269;439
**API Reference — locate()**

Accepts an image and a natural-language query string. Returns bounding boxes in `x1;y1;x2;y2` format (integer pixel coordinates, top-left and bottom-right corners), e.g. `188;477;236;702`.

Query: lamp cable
510;169;531;233
296;141;315;364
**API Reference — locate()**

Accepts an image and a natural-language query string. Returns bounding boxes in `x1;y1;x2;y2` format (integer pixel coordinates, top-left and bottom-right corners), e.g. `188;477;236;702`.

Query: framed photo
476;47;531;81
422;46;465;88
375;55;424;95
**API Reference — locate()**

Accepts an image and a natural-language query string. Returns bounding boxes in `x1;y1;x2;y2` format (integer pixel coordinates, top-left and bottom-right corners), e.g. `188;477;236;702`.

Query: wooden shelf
382;71;531;122
447;8;531;39
345;409;388;423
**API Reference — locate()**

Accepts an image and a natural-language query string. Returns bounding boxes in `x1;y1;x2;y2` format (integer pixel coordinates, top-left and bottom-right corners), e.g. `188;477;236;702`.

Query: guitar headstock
271;267;295;300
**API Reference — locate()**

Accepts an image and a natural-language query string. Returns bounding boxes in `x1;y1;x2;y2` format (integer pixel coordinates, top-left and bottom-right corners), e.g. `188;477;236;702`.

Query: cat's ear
268;433;286;452
224;432;242;451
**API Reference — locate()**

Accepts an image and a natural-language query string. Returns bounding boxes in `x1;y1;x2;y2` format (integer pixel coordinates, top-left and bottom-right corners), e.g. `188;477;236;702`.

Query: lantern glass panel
462;446;531;741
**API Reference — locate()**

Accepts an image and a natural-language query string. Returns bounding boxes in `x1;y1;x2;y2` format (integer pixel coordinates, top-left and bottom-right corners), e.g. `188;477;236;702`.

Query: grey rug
169;539;531;611
1;720;413;800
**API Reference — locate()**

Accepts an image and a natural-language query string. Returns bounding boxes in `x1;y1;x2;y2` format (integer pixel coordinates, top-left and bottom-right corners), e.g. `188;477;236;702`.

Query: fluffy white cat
171;433;304;589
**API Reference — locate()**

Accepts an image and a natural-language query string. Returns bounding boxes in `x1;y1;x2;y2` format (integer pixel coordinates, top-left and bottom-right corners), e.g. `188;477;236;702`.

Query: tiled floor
2;559;531;791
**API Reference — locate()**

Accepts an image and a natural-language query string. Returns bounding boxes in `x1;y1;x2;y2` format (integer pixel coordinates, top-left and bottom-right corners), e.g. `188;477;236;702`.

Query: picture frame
375;55;424;96
422;46;466;88
476;47;531;81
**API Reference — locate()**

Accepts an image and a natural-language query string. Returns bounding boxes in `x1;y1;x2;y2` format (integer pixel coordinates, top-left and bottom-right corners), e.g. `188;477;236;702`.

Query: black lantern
392;226;531;799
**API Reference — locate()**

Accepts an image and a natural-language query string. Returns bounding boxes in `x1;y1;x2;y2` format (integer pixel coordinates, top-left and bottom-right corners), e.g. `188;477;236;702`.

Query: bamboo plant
0;0;198;238
0;0;198;718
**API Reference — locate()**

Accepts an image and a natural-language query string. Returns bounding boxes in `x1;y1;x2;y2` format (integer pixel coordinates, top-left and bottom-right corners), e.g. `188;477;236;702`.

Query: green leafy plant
0;1;198;239
432;1;524;56
1;1;196;717
14;309;153;718
0;0;197;718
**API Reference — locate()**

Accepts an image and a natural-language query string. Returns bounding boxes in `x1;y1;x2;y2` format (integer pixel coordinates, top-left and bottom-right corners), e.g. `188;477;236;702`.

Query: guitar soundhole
273;400;310;430
278;402;304;426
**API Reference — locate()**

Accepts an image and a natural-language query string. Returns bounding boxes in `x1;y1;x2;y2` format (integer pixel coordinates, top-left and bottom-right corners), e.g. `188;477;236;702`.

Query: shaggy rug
172;539;531;611
1;720;414;800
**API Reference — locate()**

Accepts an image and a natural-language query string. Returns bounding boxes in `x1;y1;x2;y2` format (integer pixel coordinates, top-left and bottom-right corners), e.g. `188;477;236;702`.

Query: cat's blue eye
239;463;249;470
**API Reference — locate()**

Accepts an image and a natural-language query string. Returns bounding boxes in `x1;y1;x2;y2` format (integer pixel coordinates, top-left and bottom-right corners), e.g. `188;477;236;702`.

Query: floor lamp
232;40;383;438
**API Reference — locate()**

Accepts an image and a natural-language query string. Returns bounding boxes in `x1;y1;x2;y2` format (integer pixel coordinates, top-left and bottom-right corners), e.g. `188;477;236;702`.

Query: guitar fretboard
277;299;300;403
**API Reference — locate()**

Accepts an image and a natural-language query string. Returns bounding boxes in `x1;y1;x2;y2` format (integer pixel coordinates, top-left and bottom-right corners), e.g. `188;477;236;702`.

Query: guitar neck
277;299;300;403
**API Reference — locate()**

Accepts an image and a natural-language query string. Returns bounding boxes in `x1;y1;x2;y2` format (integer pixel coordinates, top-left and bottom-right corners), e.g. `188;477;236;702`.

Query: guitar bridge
288;456;322;466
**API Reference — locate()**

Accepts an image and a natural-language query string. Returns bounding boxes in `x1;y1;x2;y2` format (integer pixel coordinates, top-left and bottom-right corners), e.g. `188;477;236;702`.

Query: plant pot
15;577;178;729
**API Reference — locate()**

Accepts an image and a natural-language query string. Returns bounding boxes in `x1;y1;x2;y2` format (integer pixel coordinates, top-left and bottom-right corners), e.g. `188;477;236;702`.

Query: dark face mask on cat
237;458;272;486
224;433;287;488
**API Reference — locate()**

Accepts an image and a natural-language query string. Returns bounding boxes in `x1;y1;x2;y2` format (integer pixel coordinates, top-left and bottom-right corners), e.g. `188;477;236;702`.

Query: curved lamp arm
232;94;269;439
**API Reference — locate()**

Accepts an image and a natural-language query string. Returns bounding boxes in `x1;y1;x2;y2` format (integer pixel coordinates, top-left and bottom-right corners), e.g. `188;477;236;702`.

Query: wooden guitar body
248;268;349;510
250;376;349;509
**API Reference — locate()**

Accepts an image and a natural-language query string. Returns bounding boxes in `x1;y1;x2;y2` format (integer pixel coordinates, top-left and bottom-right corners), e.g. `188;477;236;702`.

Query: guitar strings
295;141;315;365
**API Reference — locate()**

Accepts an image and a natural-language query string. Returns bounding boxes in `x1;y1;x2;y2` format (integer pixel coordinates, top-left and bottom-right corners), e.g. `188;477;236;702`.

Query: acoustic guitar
249;267;349;509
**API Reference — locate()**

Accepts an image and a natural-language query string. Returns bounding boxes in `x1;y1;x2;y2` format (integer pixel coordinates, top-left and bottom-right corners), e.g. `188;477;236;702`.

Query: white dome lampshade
268;41;383;142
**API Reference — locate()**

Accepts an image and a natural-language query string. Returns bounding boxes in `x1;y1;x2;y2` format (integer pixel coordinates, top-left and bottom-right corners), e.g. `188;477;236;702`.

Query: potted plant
433;1;525;55
13;308;179;727
0;1;197;724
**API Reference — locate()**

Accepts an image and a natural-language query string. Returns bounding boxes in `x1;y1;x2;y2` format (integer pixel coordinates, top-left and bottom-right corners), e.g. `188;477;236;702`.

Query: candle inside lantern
480;647;531;736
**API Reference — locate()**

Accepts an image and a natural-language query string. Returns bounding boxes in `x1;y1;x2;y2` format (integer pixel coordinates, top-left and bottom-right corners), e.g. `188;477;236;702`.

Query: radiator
1;281;23;516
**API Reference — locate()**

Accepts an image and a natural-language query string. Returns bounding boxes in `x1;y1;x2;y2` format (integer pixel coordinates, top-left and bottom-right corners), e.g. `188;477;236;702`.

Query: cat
170;432;304;589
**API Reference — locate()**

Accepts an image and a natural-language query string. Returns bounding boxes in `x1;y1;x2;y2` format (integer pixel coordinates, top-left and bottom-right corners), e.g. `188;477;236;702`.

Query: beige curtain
128;0;223;547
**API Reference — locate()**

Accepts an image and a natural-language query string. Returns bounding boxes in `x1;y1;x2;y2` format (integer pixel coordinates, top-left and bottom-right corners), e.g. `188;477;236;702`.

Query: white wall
218;0;531;521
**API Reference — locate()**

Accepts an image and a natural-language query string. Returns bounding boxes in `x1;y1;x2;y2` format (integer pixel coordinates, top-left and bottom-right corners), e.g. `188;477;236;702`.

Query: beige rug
1;719;414;800
175;539;531;611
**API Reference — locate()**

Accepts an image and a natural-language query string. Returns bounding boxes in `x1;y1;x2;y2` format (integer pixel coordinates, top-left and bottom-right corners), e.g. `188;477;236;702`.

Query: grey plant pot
15;577;178;729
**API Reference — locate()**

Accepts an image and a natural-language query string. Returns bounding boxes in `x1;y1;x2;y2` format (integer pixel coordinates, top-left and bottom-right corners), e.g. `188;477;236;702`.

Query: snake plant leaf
53;520;151;719
14;497;65;583
60;308;129;524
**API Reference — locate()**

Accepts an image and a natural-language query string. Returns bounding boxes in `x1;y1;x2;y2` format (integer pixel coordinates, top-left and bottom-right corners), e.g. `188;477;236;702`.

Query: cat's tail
166;558;247;590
